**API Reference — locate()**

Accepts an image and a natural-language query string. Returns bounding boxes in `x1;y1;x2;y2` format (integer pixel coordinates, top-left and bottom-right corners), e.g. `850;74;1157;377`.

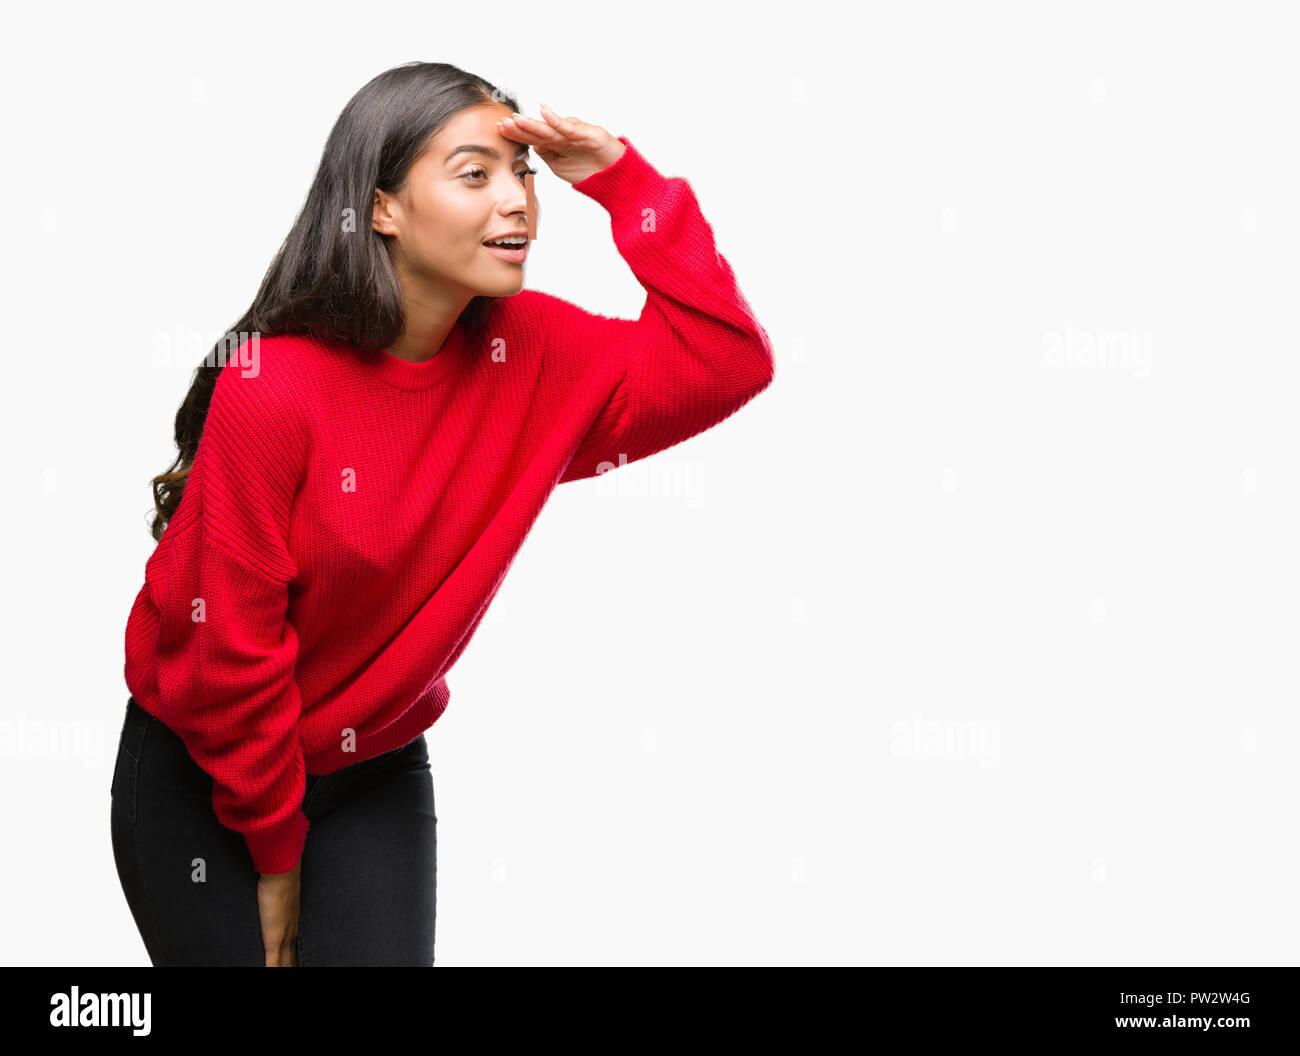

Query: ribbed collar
349;322;466;391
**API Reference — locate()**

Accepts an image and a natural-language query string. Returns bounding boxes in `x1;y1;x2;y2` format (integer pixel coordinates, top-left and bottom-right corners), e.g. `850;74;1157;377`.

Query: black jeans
109;695;437;966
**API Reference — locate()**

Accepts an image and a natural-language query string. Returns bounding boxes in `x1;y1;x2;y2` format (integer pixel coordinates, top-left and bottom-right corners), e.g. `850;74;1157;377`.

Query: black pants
109;695;437;966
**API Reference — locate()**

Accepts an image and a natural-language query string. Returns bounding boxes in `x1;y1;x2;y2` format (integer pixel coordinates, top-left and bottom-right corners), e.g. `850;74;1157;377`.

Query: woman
112;60;774;966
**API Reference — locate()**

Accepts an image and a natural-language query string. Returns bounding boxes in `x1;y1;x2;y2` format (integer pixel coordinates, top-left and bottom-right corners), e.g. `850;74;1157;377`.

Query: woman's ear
372;188;399;237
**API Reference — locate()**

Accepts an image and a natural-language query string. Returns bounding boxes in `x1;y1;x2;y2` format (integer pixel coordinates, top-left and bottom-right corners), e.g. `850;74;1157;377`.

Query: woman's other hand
257;859;302;966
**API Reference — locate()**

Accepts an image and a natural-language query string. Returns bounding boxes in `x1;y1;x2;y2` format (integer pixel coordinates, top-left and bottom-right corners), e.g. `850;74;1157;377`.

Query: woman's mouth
482;240;528;263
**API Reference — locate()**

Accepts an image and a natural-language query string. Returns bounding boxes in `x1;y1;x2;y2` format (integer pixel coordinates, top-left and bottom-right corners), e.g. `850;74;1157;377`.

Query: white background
2;0;1296;966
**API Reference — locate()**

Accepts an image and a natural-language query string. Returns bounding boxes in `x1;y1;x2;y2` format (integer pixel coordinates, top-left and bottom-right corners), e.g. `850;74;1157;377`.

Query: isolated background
2;0;1295;966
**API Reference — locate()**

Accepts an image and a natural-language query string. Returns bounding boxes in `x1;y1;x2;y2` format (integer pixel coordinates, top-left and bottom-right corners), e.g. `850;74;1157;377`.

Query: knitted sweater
123;136;774;874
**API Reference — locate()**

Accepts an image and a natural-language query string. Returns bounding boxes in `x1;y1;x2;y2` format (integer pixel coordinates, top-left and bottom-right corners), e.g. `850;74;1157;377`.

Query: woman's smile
482;240;529;263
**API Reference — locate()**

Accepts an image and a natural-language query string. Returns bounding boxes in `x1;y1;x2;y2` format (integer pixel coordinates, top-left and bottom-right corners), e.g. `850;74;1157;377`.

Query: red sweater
123;136;774;874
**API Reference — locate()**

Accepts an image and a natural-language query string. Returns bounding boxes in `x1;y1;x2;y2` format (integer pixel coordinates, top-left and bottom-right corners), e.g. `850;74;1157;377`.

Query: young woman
112;60;774;967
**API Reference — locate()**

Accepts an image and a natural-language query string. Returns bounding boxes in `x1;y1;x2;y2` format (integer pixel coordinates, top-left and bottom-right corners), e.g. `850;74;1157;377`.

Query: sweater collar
351;323;466;391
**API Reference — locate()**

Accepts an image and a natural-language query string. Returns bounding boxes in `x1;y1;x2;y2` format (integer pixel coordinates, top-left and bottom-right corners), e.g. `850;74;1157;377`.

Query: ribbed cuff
571;137;665;206
244;808;310;875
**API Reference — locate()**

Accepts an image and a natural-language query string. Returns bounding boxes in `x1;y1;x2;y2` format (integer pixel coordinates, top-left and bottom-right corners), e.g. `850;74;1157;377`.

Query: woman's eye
461;166;538;184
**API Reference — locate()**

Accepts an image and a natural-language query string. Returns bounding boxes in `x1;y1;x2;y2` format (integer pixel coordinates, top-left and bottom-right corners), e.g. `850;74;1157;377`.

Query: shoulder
480;289;584;362
489;288;631;350
211;331;313;391
207;332;315;449
483;290;631;386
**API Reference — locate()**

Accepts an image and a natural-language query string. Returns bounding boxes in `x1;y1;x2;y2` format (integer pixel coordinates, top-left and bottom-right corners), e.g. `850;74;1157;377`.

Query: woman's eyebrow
444;143;531;165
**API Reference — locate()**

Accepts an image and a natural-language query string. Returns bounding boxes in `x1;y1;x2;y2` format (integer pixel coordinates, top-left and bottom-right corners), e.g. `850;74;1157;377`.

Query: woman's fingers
498;113;568;152
538;103;577;135
538;104;604;149
499;106;619;185
501;108;603;153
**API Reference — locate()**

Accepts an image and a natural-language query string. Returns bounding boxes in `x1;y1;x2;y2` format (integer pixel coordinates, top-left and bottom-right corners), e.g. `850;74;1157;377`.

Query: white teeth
487;236;526;246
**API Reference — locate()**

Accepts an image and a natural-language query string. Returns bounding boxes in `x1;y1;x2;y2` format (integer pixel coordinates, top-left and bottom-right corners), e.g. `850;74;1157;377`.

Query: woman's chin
478;272;526;297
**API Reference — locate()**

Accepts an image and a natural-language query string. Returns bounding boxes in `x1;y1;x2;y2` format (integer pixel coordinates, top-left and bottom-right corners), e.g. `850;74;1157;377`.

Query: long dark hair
146;61;519;542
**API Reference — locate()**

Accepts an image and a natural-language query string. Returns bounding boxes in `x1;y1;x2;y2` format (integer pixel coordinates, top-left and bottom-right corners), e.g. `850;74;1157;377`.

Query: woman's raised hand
497;104;626;186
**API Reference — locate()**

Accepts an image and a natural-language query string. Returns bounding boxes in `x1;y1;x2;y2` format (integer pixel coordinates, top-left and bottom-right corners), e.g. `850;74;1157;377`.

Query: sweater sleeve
551;137;775;483
150;347;311;875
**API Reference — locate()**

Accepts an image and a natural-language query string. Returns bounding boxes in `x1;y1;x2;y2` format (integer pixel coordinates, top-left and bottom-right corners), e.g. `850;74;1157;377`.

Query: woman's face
373;103;533;303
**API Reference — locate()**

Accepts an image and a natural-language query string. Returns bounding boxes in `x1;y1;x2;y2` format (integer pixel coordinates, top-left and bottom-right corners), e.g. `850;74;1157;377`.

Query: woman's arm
543;137;776;482
495;112;774;482
150;344;312;876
